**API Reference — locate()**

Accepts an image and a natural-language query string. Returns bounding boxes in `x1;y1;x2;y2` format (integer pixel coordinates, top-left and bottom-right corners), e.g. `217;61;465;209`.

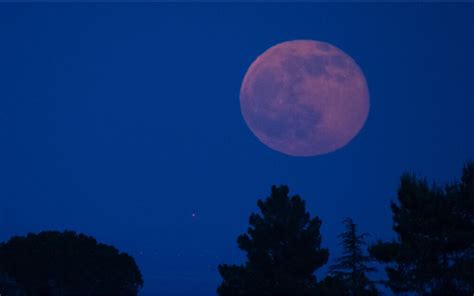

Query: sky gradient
0;4;473;295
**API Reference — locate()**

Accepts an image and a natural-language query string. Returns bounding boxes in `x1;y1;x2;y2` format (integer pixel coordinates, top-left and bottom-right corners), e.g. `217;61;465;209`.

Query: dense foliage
217;185;329;295
0;230;143;296
369;162;474;295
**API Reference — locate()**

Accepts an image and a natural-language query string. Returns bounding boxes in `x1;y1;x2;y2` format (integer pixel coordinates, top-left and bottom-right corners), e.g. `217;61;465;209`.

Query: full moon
240;40;369;156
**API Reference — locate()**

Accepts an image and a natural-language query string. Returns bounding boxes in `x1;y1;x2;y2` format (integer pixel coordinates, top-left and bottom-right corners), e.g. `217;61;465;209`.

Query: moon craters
240;40;369;156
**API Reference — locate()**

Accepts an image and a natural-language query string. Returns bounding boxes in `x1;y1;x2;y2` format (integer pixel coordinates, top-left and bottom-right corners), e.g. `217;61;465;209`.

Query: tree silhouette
320;218;377;296
217;185;329;295
369;162;474;295
0;230;143;296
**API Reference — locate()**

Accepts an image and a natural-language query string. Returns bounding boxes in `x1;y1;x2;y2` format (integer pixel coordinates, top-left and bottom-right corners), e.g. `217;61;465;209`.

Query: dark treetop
0;230;143;296
218;185;328;295
369;162;474;295
319;218;378;296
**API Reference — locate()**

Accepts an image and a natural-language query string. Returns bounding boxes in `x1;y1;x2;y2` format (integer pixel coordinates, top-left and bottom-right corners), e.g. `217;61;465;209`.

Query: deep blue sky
0;4;472;295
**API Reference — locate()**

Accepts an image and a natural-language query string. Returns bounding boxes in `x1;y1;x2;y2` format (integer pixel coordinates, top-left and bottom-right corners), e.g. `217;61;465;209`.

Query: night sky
1;4;473;296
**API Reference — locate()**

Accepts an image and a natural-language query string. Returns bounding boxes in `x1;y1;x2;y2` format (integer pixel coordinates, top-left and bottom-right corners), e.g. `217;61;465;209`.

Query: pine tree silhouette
369;162;474;295
217;185;329;295
327;218;377;296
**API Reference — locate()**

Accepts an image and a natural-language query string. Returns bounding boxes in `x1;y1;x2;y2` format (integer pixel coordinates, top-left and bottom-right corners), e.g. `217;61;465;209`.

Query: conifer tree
326;218;377;296
217;185;329;295
369;162;474;295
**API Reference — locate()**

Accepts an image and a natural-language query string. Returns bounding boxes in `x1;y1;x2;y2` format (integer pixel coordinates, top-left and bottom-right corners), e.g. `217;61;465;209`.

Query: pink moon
240;40;370;157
